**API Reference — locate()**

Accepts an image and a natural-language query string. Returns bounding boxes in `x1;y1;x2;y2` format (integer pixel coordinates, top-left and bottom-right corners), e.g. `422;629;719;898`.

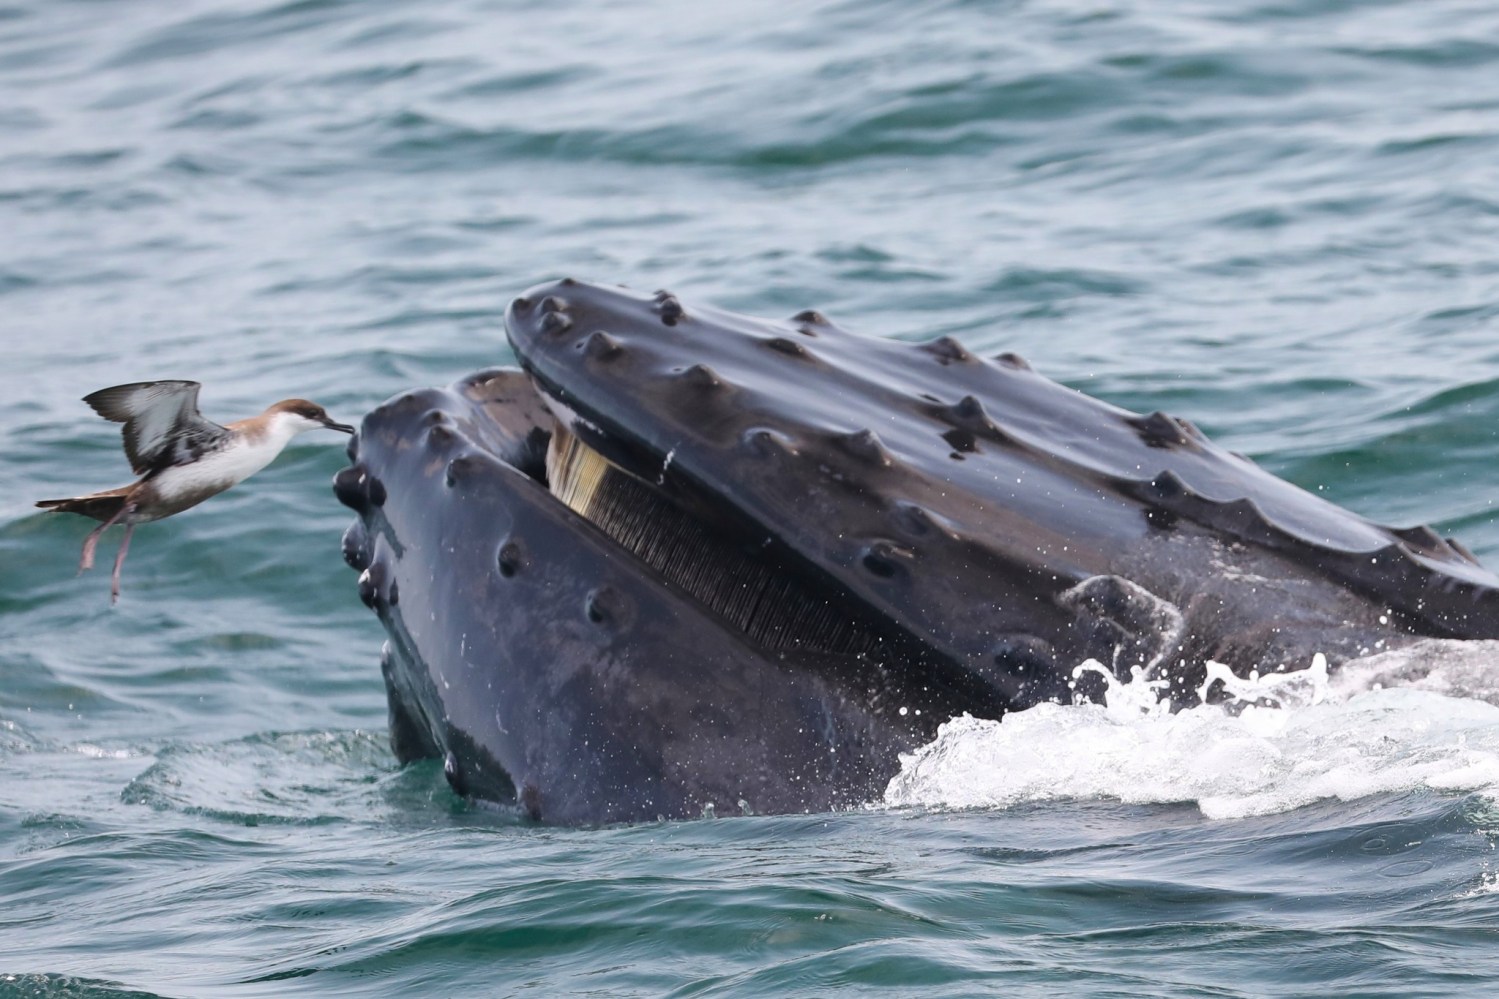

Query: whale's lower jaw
337;369;940;824
334;280;1498;824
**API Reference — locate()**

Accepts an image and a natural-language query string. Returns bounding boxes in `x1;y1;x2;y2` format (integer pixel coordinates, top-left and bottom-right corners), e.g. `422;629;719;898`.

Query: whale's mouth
537;398;893;661
515;353;1015;723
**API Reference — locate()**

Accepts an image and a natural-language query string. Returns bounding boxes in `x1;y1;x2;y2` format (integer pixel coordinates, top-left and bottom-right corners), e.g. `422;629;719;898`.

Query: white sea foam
884;644;1499;820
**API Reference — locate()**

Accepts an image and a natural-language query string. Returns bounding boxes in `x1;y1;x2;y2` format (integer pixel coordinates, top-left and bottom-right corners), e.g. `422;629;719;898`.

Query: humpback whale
336;279;1499;824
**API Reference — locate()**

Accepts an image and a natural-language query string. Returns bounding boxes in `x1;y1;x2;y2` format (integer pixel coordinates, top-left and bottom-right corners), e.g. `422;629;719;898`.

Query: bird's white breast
147;438;283;512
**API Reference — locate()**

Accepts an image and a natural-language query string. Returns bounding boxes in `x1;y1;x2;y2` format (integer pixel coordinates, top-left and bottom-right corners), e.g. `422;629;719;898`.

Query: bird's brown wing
82;381;231;475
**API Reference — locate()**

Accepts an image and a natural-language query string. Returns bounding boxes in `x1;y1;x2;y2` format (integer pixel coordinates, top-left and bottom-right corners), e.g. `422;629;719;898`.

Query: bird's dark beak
324;418;355;434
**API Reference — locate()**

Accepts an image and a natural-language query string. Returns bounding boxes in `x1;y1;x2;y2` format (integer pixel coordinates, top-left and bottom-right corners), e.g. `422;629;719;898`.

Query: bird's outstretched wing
82;381;231;475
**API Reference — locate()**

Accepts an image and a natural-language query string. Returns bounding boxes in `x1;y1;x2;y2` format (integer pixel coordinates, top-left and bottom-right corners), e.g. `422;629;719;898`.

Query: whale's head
336;278;1499;823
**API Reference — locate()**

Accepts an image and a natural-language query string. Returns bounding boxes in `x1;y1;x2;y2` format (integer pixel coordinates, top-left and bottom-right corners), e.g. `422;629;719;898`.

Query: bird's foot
109;522;134;606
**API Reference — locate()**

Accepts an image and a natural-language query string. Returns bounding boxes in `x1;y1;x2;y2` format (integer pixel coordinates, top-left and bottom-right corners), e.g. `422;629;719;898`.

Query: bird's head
268;399;355;435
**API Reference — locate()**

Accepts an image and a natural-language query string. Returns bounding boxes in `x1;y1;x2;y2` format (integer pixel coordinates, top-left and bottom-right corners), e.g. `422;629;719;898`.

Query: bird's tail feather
36;492;129;522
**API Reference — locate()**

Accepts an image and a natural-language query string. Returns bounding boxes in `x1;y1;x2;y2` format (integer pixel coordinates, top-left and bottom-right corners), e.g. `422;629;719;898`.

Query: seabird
36;380;354;603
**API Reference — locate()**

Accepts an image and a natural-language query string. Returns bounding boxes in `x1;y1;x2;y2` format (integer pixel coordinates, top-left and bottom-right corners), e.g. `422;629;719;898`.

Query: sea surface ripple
2;0;1498;995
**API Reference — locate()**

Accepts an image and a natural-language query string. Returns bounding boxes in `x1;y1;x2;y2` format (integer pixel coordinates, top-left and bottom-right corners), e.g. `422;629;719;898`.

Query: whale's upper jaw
505;278;1499;699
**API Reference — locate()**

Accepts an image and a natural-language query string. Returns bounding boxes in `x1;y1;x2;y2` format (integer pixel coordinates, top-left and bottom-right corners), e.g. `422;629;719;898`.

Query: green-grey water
3;0;1499;995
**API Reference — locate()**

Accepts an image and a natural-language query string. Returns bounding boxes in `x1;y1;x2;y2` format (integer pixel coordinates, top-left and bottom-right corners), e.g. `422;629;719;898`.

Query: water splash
885;651;1499;820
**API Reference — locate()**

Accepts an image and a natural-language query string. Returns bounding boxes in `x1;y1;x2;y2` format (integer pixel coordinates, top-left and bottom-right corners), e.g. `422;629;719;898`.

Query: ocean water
3;0;1499;994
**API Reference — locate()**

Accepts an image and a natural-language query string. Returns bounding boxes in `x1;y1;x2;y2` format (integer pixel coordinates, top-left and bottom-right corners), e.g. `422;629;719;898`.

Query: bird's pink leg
78;504;130;573
110;522;136;606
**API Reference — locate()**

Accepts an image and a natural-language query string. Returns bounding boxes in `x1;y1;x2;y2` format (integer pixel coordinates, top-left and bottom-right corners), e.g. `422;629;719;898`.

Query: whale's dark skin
337;279;1499;824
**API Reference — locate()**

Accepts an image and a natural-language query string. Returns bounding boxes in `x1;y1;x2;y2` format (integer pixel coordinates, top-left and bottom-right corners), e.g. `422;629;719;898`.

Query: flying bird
37;381;354;603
